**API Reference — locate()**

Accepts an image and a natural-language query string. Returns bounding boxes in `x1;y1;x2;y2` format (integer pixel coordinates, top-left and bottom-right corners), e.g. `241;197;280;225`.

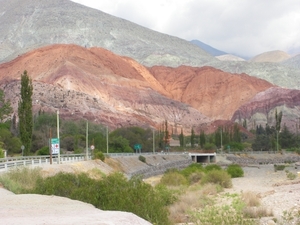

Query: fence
0;154;87;172
0;152;189;172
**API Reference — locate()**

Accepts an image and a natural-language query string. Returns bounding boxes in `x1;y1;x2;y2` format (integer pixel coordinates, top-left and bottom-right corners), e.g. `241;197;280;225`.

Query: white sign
51;138;60;155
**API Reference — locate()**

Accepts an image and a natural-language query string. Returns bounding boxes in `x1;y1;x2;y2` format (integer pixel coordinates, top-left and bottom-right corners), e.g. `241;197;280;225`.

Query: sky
71;0;300;58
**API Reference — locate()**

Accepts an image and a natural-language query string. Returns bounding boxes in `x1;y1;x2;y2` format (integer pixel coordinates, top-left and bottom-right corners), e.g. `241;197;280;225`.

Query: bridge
189;152;217;163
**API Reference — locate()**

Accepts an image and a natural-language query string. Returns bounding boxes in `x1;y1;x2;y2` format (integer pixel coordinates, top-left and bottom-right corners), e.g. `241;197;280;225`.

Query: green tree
0;89;12;122
0;141;4;158
279;124;295;149
18;70;33;155
179;128;184;148
190;127;195;148
232;123;241;143
275;109;283;151
199;130;206;148
109;136;133;153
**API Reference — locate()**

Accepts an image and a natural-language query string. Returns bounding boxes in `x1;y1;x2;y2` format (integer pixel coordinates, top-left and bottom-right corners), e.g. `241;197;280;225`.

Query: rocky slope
1;44;300;132
0;0;216;67
0;44;211;130
149;66;274;120
232;87;300;131
1;0;300;90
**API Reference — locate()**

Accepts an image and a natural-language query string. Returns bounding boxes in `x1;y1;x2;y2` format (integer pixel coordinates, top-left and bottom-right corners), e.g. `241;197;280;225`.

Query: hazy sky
72;0;300;58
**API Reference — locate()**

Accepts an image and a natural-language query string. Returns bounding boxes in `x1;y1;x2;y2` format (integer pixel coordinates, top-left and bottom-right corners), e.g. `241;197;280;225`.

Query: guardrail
0;154;88;172
0;152;189;172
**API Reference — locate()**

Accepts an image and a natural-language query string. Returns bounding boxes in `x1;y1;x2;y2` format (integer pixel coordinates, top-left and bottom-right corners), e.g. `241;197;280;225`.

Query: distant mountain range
190;40;227;56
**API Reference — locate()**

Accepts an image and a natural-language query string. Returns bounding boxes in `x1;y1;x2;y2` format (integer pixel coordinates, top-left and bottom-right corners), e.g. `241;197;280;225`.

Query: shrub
286;171;297;180
138;155;146;163
93;151;105;161
154;184;178;206
242;191;260;207
201;170;232;188
0;149;4;158
189;172;205;184
227;164;244;178
203;143;216;151
205;164;222;172
228;142;244;151
0;167;42;193
274;164;285;171
33;172;171;225
36;146;49;155
160;171;188;186
180;163;204;179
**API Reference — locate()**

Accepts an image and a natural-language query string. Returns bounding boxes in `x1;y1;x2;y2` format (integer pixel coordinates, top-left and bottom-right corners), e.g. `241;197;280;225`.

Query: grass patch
0;167;42;194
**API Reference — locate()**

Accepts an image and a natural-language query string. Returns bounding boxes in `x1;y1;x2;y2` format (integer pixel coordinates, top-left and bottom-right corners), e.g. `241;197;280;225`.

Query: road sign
134;144;141;150
51;138;60;155
134;144;142;153
90;145;95;150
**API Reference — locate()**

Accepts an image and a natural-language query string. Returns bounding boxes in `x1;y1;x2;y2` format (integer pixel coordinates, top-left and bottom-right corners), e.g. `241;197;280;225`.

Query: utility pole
106;126;109;154
153;129;155;153
57;110;60;164
86;120;89;160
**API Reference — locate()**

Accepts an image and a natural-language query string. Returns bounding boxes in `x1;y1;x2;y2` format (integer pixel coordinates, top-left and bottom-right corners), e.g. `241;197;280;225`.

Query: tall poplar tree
18;70;33;155
179;127;184;148
190;127;195;148
0;89;12;122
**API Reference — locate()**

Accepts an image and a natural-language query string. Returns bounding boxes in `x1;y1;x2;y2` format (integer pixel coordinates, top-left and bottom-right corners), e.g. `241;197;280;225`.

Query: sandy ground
0;159;300;225
0;186;152;225
228;164;300;224
0;161;151;225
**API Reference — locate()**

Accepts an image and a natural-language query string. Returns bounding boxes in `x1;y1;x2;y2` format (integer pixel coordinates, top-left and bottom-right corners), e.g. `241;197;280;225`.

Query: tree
0;89;12;122
18;70;33;155
109;136;133;153
190;127;195;148
275;109;283;152
199;130;206;148
179;127;184;148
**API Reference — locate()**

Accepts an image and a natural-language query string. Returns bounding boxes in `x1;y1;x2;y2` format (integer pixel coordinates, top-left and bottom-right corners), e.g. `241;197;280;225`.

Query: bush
203;143;216;151
138;155;146;163
227;164;244;178
189;172;205;184
0;149;4;158
154;184;178;206
201;170;232;188
286;171;297;180
228;142;244;151
33;172;171;225
180;163;204;179
0;167;42;194
36;146;49;155
274;164;285;171
93;151;105;161
160;170;188;186
205;164;222;172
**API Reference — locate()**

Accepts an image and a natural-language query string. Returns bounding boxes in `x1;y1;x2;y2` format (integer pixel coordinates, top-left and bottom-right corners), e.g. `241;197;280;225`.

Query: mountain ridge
1;44;299;133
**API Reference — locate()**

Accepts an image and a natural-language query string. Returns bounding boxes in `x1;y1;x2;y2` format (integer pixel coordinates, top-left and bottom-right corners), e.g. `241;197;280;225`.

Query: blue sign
134;144;142;153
